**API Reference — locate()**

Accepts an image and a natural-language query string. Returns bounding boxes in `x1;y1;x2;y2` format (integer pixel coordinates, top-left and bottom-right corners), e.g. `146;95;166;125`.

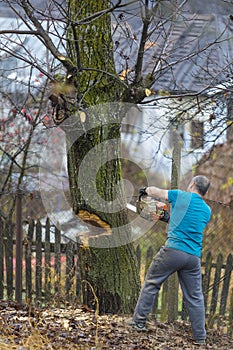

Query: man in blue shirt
131;175;211;346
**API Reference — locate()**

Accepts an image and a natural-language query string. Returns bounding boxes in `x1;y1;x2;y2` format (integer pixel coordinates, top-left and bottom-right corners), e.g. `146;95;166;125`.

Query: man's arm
146;186;168;201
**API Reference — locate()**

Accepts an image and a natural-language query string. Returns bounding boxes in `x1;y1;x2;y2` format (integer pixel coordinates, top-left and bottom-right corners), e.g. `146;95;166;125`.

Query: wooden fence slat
181;297;188;320
35;220;42;302
0;217;232;333
0;218;4;299
44;218;51;301
160;279;168;322
210;253;223;315
203;251;213;308
25;219;34;301
15;191;23;304
76;247;82;299
144;247;159;318
167;273;179;322
220;254;233;316
65;241;75;299
4;220;13;299
54;226;61;297
228;288;233;336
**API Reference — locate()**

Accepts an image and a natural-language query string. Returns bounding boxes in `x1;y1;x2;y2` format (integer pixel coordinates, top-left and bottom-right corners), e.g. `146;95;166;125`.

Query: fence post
25;219;34;302
44;218;51;301
228;288;233;336
15;189;23;303
202;251;212;308
65;240;75;300
0;217;4;299
35;220;42;302
54;226;61;303
210;253;223;315
168;129;181;322
220;253;233;316
5;220;13;299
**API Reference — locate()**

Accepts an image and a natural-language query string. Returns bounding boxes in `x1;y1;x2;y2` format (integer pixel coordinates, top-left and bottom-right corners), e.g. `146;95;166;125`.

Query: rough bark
63;0;140;313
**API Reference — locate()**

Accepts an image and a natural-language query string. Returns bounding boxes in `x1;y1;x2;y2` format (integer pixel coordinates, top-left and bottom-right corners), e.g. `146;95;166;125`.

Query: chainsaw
127;187;170;223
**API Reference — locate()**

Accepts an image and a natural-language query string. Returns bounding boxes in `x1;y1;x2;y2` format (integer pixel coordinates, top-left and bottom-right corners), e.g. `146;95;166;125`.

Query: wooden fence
0;218;79;304
0;218;232;333
135;245;233;334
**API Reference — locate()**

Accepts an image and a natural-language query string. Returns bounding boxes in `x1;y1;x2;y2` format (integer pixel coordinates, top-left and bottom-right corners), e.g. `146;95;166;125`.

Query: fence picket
210;253;223;315
228;288;233;336
5;220;13;299
220;254;233;316
54;226;61;299
167;273;179;322
161;279;168;322
35;220;42;302
25;219;34;301
44;218;51;301
203;251;213;308
0;218;4;299
0;218;232;332
65;241;76;300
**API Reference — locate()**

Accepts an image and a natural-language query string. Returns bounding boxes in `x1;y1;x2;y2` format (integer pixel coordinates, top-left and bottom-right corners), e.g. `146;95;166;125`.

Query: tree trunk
167;128;181;321
226;94;233;143
65;106;140;314
63;1;140;313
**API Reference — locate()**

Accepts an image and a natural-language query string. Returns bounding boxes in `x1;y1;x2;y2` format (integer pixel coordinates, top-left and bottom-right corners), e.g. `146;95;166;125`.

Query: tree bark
64;0;140;313
226;94;233;143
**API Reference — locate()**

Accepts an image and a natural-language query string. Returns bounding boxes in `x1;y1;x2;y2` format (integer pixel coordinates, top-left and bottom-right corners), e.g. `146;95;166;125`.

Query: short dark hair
193;176;210;196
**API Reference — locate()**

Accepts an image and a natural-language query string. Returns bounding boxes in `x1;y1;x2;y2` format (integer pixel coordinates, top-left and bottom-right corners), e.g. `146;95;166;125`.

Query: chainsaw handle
138;187;148;201
160;210;170;223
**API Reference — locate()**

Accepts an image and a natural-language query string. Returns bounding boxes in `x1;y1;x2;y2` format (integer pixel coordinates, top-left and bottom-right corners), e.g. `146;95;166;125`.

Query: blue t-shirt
165;190;211;257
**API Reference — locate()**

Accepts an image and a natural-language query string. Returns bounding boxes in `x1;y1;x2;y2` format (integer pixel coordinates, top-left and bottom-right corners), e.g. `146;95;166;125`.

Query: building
114;0;233;179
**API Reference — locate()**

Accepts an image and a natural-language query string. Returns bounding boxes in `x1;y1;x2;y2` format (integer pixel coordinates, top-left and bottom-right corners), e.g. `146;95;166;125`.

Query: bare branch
16;0;75;72
0;29;38;35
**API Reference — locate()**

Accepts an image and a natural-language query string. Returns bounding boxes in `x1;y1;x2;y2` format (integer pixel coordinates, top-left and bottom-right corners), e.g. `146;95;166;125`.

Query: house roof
113;0;233;93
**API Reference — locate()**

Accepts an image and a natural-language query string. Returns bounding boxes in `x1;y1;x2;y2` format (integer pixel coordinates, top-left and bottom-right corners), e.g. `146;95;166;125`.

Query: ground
0;300;232;350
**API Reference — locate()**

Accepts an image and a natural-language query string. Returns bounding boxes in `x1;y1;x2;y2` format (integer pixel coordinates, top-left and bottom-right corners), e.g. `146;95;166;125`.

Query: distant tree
0;71;53;220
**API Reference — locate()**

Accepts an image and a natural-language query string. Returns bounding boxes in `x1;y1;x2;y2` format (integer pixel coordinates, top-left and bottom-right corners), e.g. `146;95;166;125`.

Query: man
131;175;211;346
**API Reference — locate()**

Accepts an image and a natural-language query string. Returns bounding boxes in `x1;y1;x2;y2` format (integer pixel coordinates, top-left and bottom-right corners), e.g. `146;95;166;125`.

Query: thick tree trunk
77;243;140;314
50;0;141;313
63;0;141;313
66;105;140;313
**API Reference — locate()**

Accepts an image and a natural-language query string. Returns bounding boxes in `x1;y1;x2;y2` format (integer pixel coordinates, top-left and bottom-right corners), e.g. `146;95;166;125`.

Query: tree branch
134;3;153;85
18;0;75;72
0;30;38;35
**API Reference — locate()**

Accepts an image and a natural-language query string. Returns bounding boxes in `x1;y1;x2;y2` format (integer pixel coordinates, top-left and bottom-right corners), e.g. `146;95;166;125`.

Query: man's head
187;175;210;196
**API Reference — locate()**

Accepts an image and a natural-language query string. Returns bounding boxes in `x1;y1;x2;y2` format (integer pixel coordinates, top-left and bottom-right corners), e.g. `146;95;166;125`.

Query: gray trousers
133;247;206;341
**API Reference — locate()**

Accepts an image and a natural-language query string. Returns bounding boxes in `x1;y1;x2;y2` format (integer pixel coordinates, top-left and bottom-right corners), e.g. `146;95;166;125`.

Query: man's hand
151;212;163;222
151;210;170;223
160;210;170;223
139;187;148;200
152;201;170;223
